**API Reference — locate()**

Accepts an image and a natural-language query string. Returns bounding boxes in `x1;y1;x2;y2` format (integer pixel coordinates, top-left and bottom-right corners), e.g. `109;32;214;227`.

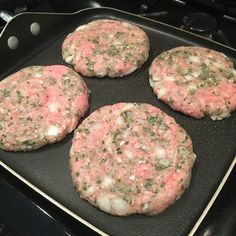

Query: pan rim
0;6;236;53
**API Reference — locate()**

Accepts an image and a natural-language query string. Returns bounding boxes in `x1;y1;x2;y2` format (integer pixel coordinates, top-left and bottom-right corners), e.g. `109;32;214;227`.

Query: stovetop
0;1;236;235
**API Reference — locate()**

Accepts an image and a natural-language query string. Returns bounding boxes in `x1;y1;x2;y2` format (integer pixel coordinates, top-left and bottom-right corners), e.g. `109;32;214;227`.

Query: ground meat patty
70;103;196;216
149;46;236;120
0;65;89;151
62;19;150;78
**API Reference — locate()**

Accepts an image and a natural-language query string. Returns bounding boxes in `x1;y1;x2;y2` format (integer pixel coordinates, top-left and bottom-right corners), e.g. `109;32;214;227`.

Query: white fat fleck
48;102;59;113
97;195;111;213
75;53;81;62
185;171;192;189
84;186;95;196
89;122;99;133
142;202;149;211
159;158;171;167
178;147;192;158
149;79;154;87
213;61;225;70
111;198;130;215
119;140;126;146
65;55;74;63
101;175;113;188
210;109;231;120
165;76;175;81
63;76;69;80
189;55;200;63
34;72;42;78
155;146;166;159
151;81;162;89
140;145;148;151
122;103;134;111
188;84;197;92
192;71;200;78
122;22;131;28
152;75;161;82
75;25;87;31
122;129;131;138
205;59;210;66
185;75;194;81
129;175;136;180
47;125;59;136
233;69;236;76
157;88;166;99
116;116;124;125
104;137;113;153
192;153;197;161
123;149;133;158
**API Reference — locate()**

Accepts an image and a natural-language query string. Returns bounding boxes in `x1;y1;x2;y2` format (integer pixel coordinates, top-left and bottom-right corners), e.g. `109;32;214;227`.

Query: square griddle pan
0;7;236;236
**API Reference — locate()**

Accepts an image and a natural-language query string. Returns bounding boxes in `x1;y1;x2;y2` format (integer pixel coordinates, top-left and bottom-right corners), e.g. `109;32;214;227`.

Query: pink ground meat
0;65;89;151
70;103;196;216
62;19;150;78
149;46;236;120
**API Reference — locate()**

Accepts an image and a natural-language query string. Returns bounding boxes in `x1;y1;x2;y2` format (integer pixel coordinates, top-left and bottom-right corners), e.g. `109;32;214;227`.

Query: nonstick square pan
0;7;236;236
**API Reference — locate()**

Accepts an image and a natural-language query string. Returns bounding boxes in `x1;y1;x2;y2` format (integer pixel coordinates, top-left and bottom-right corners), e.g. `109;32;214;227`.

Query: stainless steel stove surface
0;1;235;236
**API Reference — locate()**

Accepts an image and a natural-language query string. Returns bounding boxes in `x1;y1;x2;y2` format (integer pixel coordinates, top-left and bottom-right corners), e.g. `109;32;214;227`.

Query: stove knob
182;12;217;38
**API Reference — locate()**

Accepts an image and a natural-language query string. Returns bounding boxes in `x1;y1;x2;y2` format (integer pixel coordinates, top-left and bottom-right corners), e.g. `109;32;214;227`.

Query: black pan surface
0;8;236;236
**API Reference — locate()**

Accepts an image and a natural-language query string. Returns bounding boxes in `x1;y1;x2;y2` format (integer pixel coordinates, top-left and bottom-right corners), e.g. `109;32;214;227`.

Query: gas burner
182;12;217;38
180;12;232;47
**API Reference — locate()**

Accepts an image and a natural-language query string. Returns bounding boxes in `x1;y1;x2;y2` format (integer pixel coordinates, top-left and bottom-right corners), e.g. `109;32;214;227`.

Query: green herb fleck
116;147;123;154
48;77;56;85
166;55;173;65
112;129;122;144
160;182;165;188
22;140;36;149
92;36;99;44
108;45;120;56
227;72;234;79
178;68;189;76
83;128;90;134
82;182;88;191
100;158;107;164
76;172;80;177
173;50;189;58
2;89;10;97
155;164;169;171
144;179;153;189
189;88;196;95
16;90;24;104
86;58;95;71
92;48;101;55
147;116;164;127
198;63;219;87
27;117;33;121
121;110;131;124
115;31;125;38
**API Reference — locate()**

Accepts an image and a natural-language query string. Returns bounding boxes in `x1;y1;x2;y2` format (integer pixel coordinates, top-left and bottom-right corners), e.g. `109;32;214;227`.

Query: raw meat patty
62;19;150;78
70;103;196;216
149;46;236;120
0;65;89;151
